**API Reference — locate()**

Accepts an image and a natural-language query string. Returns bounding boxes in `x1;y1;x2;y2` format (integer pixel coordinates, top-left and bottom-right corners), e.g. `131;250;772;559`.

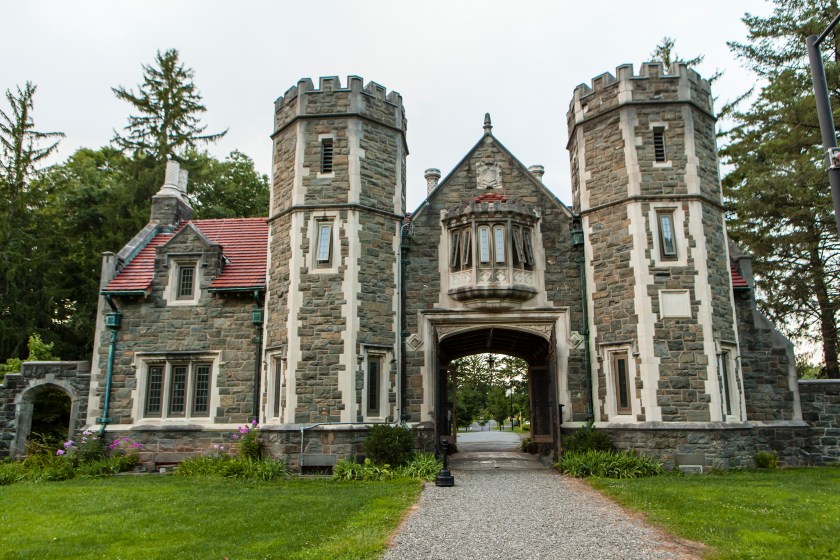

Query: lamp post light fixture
807;13;840;237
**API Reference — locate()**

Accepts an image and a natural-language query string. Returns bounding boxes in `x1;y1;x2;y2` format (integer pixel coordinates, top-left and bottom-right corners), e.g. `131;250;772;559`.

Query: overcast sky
3;0;774;211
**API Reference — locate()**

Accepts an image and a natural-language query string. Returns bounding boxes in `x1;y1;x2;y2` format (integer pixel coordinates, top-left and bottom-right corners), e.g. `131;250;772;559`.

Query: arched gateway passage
435;326;560;457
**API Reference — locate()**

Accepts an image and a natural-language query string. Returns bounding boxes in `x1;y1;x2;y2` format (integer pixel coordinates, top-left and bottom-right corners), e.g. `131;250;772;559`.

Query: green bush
558;449;663;479
754;450;778;469
76;455;139;478
234;421;261;460
332;452;442;482
364;424;414;466
395;453;442;481
175;455;290;481
0;461;29;485
563;421;613;453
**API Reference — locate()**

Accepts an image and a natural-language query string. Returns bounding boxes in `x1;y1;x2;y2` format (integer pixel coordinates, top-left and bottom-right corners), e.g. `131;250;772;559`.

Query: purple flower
56;449;65;456
231;434;239;440
63;440;74;448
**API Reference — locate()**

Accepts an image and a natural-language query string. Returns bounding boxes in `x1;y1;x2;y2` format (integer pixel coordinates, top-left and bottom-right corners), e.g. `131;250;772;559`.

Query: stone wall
799;380;840;465
0;361;91;459
93;258;260;426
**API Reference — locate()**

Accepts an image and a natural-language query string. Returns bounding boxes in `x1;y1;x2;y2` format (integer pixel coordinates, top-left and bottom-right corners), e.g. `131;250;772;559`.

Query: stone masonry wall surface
95;232;259;426
799;380;840;465
403;134;585;422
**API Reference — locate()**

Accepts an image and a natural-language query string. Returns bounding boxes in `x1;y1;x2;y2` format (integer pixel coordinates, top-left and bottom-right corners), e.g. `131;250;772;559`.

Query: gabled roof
411;127;573;221
102;217;268;295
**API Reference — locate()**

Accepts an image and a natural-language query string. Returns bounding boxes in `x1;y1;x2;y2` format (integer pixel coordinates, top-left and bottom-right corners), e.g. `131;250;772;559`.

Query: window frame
367;356;381;418
653;126;666;163
320;138;334;174
718;346;741;421
612;352;632;415
140;360;214;421
657;210;678;260
315;221;333;268
165;257;202;306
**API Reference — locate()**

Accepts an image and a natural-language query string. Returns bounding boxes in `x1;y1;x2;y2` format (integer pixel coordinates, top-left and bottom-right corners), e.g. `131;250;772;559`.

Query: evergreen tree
722;1;840;378
0;82;63;360
112;49;226;161
650;36;705;68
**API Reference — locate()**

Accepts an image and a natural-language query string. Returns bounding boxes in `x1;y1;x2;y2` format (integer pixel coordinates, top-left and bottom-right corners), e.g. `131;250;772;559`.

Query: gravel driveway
382;454;701;560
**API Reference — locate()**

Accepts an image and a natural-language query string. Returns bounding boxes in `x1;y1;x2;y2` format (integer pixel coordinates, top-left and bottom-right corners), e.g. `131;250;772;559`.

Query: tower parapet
273;76;406;135
568;62;713;133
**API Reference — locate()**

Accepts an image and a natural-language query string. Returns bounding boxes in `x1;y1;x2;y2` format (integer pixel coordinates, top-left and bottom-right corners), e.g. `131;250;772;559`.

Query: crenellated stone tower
264;76;407;427
567;63;744;426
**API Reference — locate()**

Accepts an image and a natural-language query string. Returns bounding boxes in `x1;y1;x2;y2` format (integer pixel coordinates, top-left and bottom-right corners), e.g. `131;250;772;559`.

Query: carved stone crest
476;161;502;189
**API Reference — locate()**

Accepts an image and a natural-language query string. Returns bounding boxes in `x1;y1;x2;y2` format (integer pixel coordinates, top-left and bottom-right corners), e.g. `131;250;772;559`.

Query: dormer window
177;265;196;300
165;257;201;306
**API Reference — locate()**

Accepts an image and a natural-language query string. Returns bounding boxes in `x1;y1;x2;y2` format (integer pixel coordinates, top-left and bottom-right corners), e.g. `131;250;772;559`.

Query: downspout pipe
98;295;122;436
252;289;265;423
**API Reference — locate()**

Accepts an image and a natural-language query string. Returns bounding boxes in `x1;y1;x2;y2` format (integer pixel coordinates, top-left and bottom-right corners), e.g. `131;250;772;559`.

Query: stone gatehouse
2;62;838;469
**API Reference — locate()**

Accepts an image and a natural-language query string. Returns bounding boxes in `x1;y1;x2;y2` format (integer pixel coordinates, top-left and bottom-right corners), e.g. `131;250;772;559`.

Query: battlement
568;62;713;128
273;75;405;133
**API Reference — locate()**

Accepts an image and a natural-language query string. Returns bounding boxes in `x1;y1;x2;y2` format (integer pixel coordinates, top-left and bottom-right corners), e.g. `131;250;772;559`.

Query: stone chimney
425;168;441;194
151;159;194;227
528;165;545;182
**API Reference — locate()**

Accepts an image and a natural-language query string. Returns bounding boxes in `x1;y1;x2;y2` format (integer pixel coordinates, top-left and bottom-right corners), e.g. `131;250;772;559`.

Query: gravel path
382;467;701;560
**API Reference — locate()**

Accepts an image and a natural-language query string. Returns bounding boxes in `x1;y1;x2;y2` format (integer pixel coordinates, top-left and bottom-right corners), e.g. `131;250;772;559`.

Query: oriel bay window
143;361;212;419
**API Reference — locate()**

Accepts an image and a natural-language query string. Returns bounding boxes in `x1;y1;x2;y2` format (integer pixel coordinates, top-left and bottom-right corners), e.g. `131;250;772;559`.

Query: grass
588;467;840;559
0;475;422;559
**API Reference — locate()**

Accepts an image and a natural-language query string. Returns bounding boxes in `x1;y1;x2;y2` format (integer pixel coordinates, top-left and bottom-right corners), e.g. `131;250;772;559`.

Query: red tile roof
473;192;508;203
102;218;268;294
731;265;749;290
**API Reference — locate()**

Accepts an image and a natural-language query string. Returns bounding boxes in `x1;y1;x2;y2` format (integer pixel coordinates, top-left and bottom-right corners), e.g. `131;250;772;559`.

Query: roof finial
483;113;492;134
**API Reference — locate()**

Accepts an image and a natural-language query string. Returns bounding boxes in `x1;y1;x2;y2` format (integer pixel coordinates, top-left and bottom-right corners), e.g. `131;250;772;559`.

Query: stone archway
434;323;561;457
12;380;81;460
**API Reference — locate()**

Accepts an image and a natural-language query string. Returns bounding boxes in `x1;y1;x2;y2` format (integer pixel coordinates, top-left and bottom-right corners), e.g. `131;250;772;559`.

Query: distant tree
0;82;63;360
0;333;59;380
486;386;510;431
183;150;269;218
112;48;226;161
722;1;840;378
650;36;705;68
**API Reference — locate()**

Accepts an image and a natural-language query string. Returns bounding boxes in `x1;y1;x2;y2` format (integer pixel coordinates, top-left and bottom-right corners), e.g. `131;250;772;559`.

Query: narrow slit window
657;211;677;259
320;138;334;173
720;351;732;417
494;226;506;264
367;358;380;417
478;227;490;264
316;222;333;267
613;353;631;414
273;357;283;418
653;127;666;163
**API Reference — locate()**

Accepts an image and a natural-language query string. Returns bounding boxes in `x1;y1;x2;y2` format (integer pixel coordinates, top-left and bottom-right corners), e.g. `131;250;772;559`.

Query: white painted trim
293;122;307;204
346;125;362;203
582;215;600;419
341;211;360;421
162;257;202;307
680;106;701;195
620;107;642;197
687;199;722;421
284;212;305;423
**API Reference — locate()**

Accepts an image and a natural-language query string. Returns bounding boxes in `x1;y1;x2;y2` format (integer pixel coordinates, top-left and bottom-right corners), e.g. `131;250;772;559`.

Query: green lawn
0;475;421;559
589;467;840;560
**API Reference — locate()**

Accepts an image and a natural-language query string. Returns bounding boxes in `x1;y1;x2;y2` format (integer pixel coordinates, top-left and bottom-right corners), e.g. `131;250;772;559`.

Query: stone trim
579;193;725;216
267;203;404;224
271;112;409;153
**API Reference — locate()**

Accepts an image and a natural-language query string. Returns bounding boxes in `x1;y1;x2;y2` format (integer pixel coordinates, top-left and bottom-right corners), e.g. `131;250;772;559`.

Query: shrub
333;453;442;482
558;449;663;479
754;450;778;469
232;421;261;460
563;421;613;453
364;424;414;466
395;452;442;481
0;461;29;485
176;455;290;481
76;455;139;478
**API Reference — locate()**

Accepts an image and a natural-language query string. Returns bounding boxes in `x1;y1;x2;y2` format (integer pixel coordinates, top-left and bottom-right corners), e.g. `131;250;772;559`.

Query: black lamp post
807;14;840;237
